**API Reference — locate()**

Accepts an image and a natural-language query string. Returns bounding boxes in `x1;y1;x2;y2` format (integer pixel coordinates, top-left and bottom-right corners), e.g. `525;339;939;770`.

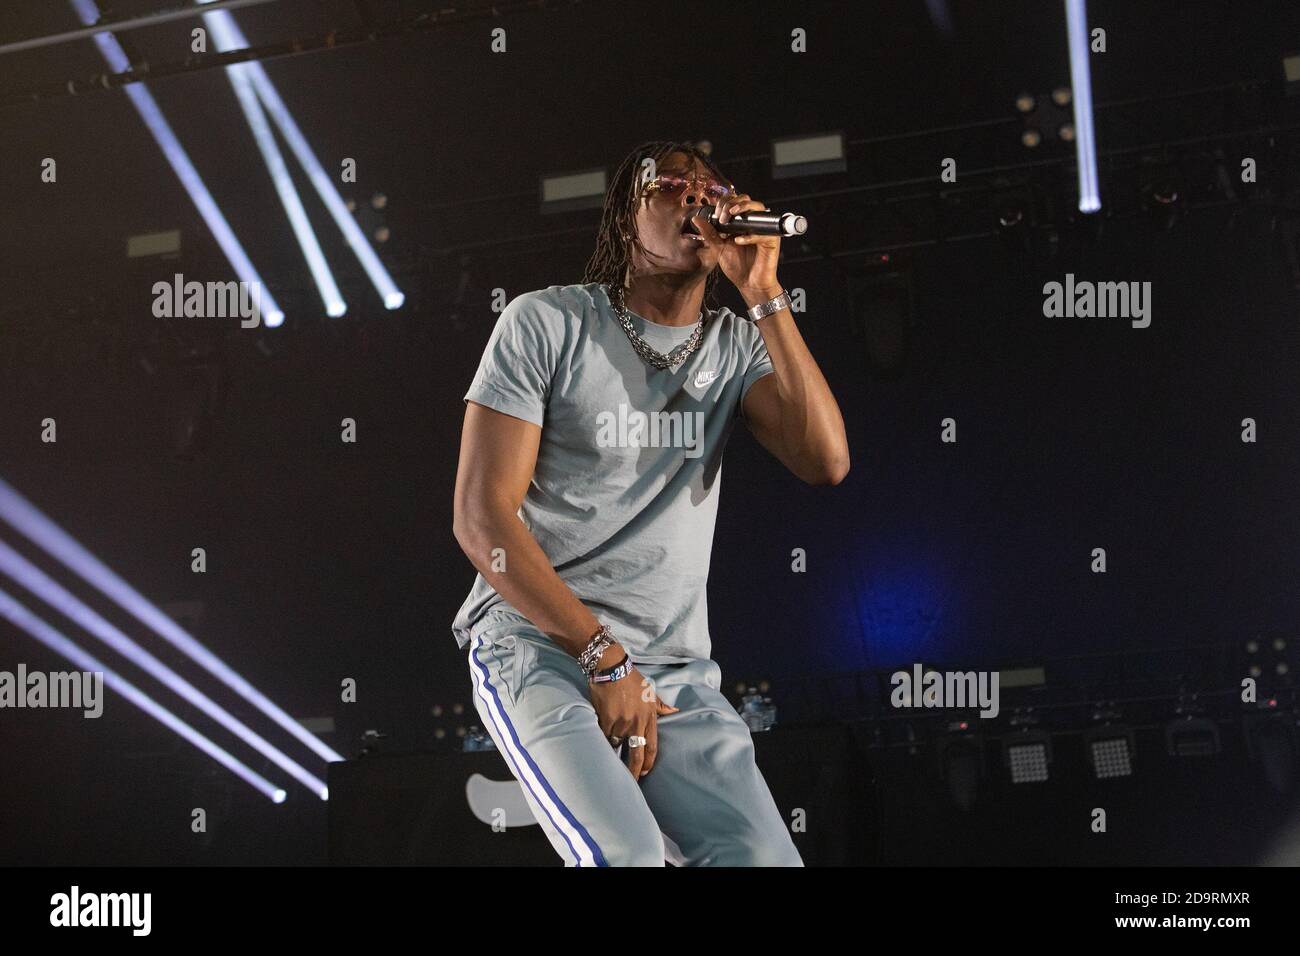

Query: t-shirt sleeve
737;323;775;420
463;293;558;427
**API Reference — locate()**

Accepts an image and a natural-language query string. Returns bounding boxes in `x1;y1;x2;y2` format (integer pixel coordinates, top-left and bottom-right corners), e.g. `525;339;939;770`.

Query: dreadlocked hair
581;140;732;312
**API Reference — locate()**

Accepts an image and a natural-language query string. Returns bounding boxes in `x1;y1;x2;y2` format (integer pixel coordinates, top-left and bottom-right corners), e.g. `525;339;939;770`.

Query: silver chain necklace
606;283;707;371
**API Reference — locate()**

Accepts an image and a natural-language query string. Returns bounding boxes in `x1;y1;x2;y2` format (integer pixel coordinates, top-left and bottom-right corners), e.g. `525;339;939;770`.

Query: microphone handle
703;205;808;237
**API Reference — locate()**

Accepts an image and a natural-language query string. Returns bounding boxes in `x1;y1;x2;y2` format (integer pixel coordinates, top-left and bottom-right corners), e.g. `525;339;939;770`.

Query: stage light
1014;93;1036;114
0;538;330;799
0;478;344;768
771;132;846;180
1058;123;1076;142
1020;129;1042;149
996;196;1033;258
1051;87;1072;107
1086;726;1135;778
539;168;607;214
126;230;181;259
1005;732;1052;783
1165;716;1220;758
371;193;388;210
1141;172;1183;231
1284;54;1300;96
1241;631;1295;696
0;587;285;802
69;0;285;327
198;3;406;311
1064;0;1101;213
222;55;348;318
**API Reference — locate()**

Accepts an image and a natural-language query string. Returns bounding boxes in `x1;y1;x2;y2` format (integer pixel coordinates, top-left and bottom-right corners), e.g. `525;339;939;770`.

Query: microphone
700;205;808;237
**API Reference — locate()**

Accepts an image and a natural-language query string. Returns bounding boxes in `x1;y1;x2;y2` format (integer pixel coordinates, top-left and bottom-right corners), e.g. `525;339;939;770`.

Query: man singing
451;140;849;866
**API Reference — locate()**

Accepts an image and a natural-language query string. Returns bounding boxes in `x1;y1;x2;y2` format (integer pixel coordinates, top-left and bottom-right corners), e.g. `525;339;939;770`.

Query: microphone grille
782;214;808;237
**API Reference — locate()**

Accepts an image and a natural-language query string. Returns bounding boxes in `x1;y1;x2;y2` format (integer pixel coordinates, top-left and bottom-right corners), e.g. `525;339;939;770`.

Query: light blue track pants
467;623;804;867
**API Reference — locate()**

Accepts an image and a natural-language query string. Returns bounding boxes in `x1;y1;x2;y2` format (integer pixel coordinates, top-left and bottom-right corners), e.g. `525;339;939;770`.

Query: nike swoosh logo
694;369;720;388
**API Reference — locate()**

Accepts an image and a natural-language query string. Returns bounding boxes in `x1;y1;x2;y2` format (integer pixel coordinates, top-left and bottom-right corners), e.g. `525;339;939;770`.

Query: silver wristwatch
746;289;792;323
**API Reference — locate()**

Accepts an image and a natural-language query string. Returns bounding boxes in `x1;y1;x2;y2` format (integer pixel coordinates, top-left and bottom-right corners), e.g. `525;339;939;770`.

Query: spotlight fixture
539;168;607;214
1284;53;1300;96
1085;710;1135;779
994;191;1036;257
1241;631;1295;693
770;131;846;180
1141;172;1184;230
1004;730;1052;783
1014;92;1037;113
126;230;181;259
1165;716;1221;758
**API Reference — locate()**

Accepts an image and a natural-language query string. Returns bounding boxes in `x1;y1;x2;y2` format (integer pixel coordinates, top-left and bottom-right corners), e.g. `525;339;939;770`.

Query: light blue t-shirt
451;282;774;662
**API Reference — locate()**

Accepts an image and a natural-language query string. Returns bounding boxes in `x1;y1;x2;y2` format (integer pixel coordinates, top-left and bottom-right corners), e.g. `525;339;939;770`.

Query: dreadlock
581;140;732;312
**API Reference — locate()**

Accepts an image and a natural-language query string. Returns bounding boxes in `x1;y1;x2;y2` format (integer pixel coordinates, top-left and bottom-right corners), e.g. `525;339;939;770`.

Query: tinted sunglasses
641;173;734;204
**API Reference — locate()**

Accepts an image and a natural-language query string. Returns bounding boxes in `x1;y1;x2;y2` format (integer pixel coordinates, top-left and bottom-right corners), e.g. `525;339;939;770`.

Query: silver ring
627;735;647;749
608;735;622;747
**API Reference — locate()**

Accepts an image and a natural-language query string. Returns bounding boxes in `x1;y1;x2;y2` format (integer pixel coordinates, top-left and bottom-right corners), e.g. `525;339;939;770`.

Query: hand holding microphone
699;204;808;237
689;191;802;300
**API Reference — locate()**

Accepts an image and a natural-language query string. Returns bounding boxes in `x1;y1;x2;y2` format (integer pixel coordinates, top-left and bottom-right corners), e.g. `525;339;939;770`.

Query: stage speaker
327;749;559;865
750;722;874;865
328;724;870;865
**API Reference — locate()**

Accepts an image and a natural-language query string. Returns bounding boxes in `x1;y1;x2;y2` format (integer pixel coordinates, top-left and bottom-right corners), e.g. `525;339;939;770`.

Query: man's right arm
452;399;678;778
452;400;615;663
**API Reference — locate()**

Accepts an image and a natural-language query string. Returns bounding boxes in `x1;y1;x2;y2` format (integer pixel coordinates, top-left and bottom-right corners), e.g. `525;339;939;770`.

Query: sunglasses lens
651;174;730;200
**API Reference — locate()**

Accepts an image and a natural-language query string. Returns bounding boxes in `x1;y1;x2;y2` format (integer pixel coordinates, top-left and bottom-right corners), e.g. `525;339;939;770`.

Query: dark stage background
1;0;1298;865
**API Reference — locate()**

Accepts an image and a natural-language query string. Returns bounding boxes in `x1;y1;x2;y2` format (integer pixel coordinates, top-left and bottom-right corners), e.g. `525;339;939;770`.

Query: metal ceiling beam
0;0;587;108
0;0;280;57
